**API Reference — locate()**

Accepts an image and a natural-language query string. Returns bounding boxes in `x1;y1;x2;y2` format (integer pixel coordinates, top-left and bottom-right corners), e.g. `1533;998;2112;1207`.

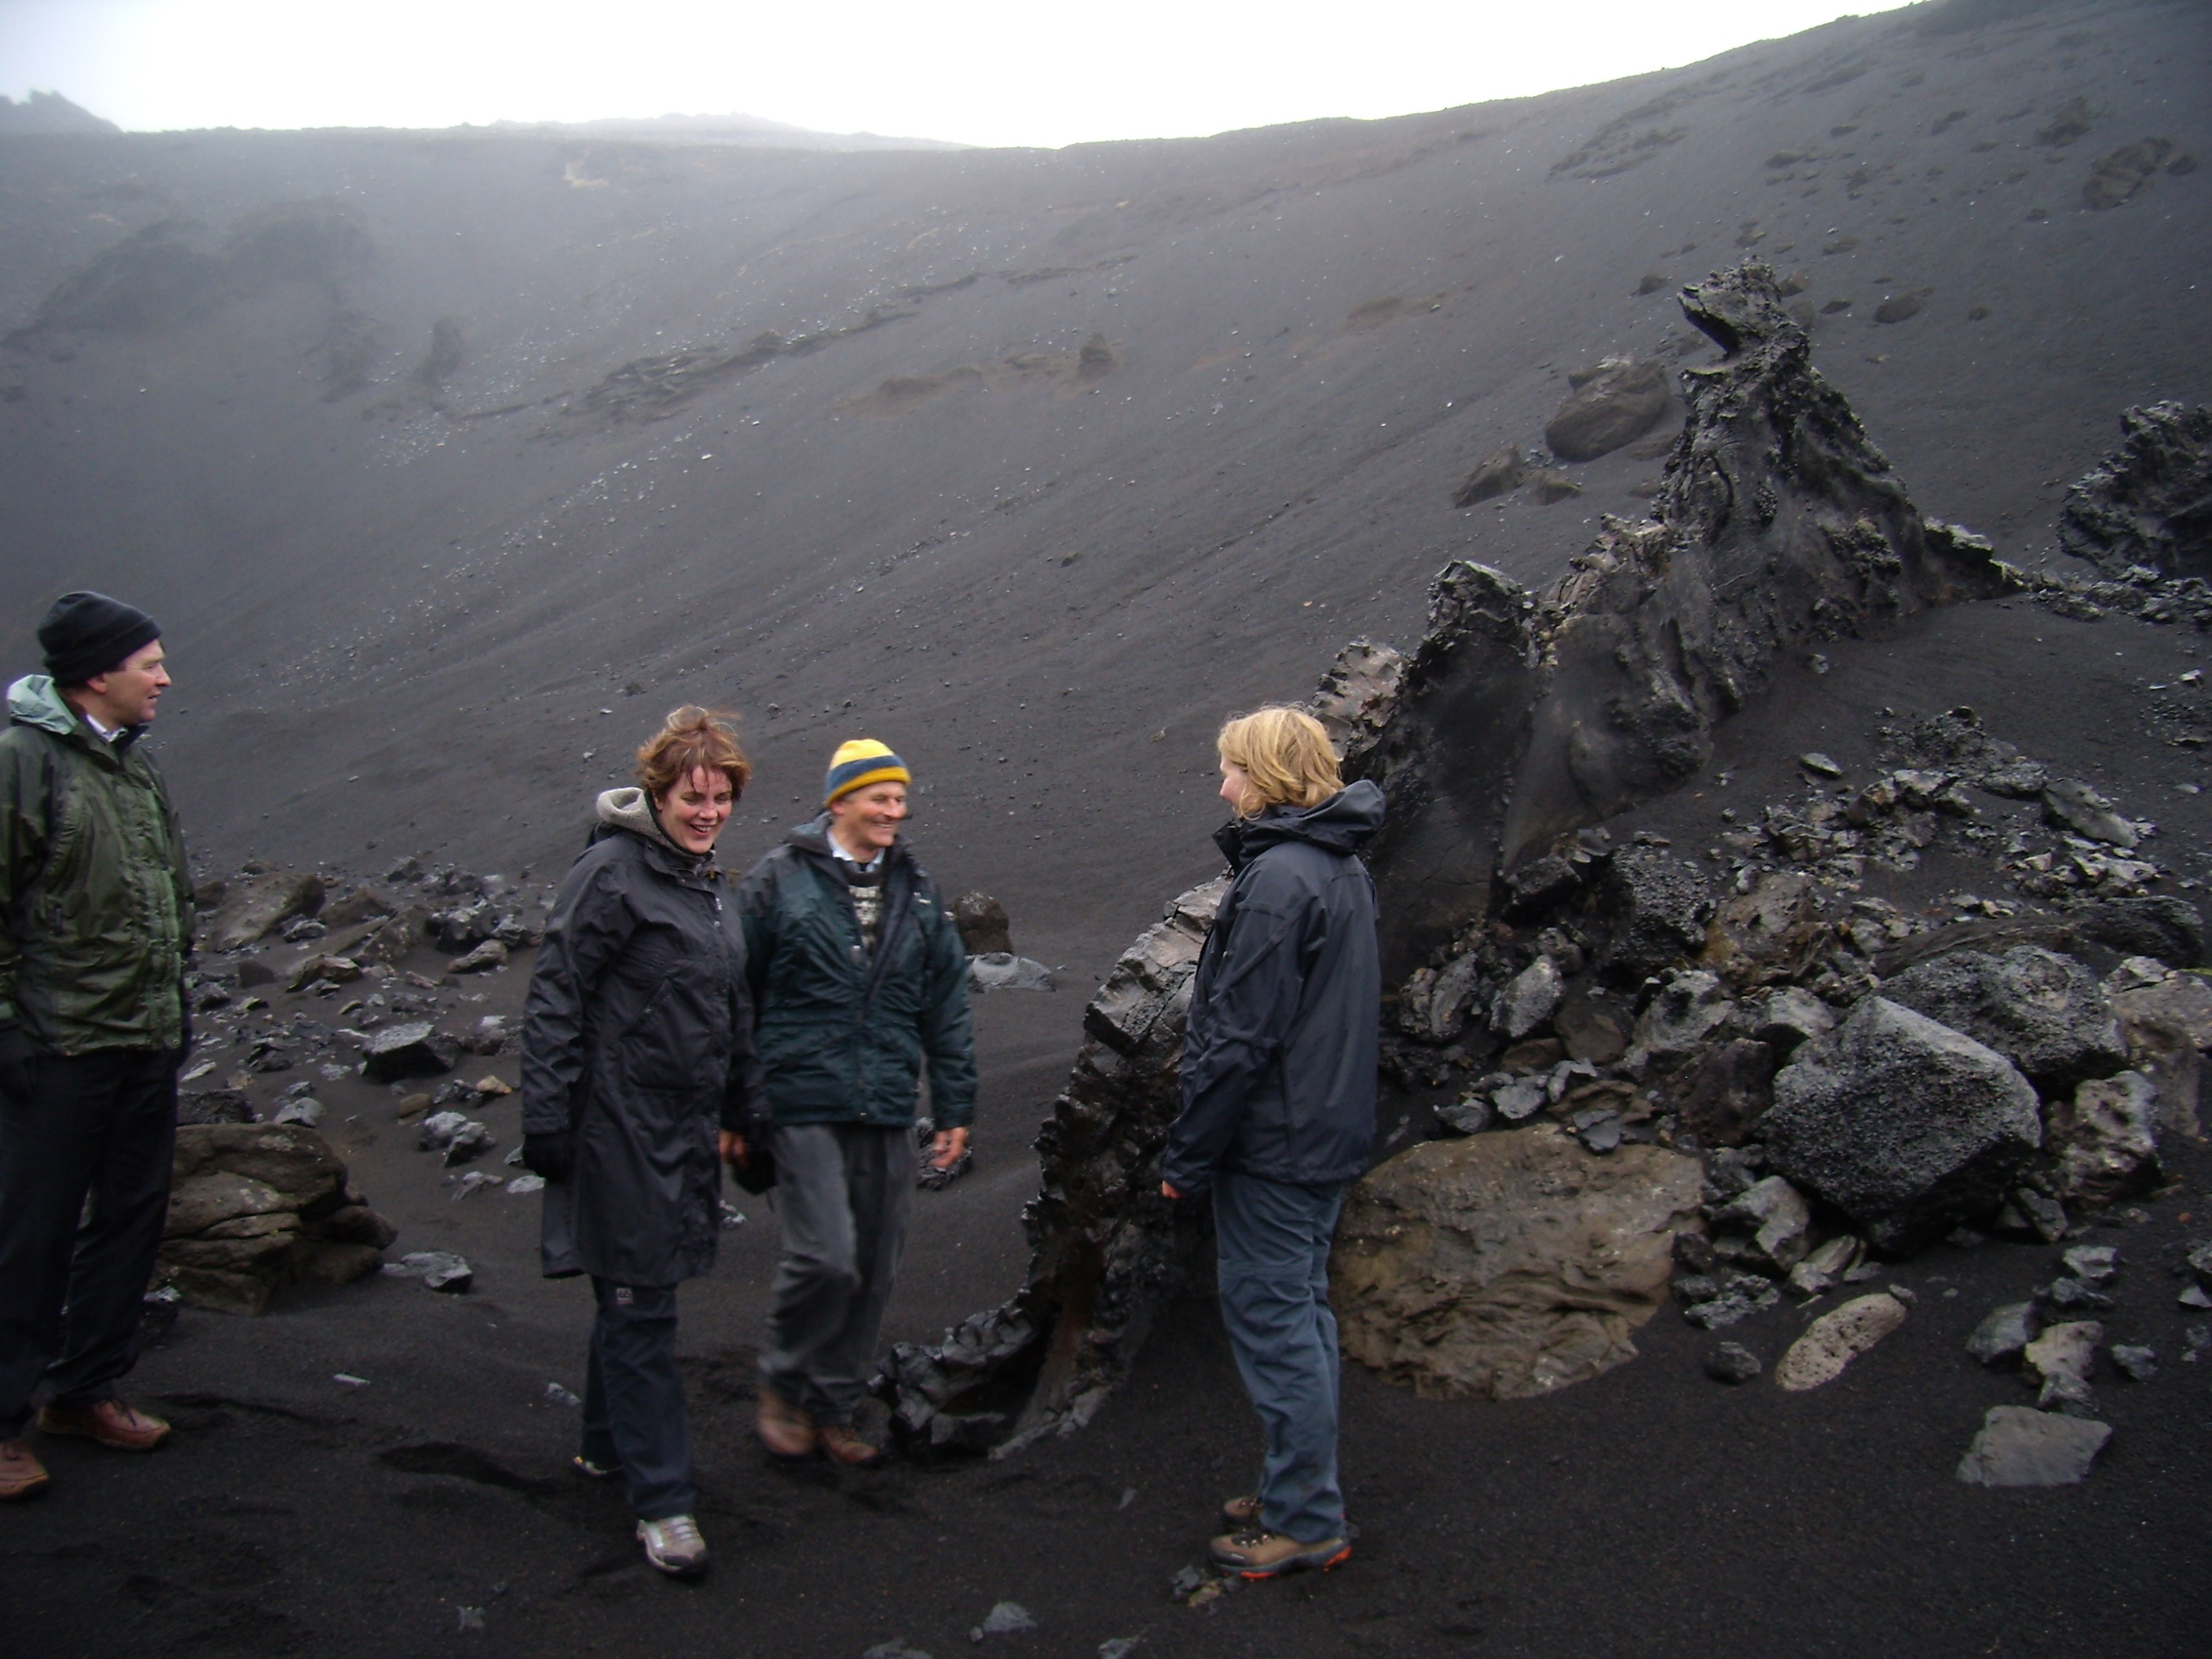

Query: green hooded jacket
0;674;192;1053
736;818;976;1130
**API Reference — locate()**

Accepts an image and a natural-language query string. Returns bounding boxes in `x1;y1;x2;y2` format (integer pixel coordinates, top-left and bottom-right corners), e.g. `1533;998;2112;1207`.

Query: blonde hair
635;705;752;799
1217;706;1342;815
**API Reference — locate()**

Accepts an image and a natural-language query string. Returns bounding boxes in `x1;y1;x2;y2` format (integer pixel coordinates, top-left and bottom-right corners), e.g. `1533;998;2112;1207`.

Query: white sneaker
636;1513;709;1576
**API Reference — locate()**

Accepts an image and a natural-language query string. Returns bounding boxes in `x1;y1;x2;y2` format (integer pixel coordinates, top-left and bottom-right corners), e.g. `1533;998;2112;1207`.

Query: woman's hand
929;1126;970;1170
719;1130;748;1166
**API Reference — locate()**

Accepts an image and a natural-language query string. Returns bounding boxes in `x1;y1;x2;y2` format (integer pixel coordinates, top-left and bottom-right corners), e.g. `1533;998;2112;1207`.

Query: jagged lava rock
2057;401;2212;578
1967;1301;2042;1365
1765;997;2042;1253
1346;265;2007;982
1878;947;2126;1095
2104;961;2212;1136
1331;1126;1704;1400
2046;1070;2161;1206
1701;870;1830;990
1602;851;1712;981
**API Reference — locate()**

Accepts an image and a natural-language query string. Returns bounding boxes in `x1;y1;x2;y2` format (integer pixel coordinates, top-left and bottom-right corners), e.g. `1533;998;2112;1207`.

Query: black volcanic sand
5;0;2212;1652
11;598;2212;1659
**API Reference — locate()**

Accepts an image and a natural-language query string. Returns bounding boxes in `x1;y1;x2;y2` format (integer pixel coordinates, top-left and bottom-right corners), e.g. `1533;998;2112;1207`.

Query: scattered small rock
1774;1291;1909;1390
382;1251;472;1292
2108;1344;2157;1381
1957;1405;2111;1487
1705;1341;1762;1383
970;1602;1036;1640
1967;1301;2041;1365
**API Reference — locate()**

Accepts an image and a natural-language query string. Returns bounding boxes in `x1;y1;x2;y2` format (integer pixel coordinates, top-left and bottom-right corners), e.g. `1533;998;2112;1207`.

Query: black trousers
0;1048;178;1438
580;1276;696;1521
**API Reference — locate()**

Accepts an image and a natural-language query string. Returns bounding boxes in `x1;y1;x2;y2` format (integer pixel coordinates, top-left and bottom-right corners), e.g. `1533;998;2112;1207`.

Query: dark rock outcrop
879;262;2012;1451
2058;403;2212;578
207;870;324;952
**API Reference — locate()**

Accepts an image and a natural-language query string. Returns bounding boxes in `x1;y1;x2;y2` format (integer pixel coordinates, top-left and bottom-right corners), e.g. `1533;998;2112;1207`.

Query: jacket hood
595;786;713;873
7;674;82;739
1216;778;1386;869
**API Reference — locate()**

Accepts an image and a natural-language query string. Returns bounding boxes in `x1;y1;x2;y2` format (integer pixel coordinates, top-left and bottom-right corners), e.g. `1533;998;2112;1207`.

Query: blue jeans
580;1276;695;1521
1212;1171;1348;1544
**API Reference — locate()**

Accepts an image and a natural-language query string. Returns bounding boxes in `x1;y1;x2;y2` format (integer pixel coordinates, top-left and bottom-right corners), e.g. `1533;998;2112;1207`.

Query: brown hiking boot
1209;1528;1352;1580
756;1388;815;1459
1221;1494;1262;1529
0;1439;50;1500
815;1423;888;1468
36;1398;170;1452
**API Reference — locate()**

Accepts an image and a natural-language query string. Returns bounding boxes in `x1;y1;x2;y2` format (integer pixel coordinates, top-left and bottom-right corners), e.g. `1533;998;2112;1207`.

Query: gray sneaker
636;1514;709;1576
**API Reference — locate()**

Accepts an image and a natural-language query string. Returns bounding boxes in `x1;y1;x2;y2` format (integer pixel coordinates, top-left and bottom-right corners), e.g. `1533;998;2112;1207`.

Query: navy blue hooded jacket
1160;780;1384;1196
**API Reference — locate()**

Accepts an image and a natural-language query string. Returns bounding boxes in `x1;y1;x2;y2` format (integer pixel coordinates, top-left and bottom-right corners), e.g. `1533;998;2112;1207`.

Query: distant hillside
0;90;118;135
0;0;2204;969
489;112;965;152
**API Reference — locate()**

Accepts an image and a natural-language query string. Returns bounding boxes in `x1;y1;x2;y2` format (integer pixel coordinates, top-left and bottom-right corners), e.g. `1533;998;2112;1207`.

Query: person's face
83;640;170;727
656;766;734;854
830;782;908;853
1218;756;1260;817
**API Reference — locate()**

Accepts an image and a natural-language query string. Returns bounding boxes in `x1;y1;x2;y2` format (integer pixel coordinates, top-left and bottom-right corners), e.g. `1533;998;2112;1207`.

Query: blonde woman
1160;706;1384;1580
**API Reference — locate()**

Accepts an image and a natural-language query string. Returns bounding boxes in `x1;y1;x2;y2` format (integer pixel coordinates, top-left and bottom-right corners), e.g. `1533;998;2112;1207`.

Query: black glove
0;1022;34;1103
521;1130;575;1184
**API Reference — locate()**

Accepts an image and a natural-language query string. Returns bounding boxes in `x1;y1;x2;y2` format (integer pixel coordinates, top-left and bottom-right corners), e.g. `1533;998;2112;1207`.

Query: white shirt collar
826;834;884;872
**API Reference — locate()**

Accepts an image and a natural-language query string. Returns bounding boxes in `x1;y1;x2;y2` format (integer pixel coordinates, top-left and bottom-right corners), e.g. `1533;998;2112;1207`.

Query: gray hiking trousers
760;1122;914;1426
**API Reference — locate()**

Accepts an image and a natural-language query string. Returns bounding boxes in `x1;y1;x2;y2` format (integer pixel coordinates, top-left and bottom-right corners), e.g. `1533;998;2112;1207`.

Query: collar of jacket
593;786;720;881
1213;778;1386;872
5;673;138;766
784;813;912;877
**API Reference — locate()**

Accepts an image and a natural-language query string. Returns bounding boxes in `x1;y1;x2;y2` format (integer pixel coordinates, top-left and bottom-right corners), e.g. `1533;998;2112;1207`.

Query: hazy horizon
1;0;1920;150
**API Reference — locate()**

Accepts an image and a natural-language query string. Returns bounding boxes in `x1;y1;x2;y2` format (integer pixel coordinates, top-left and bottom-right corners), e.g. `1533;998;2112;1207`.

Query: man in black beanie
0;591;192;1502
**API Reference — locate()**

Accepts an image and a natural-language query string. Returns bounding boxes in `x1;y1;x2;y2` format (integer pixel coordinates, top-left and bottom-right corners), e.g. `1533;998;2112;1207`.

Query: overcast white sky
1;0;1919;150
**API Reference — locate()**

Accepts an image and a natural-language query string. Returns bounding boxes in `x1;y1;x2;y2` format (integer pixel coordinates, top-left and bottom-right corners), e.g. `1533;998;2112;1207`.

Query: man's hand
719;1130;748;1166
930;1125;970;1170
1159;1180;1185;1200
0;1023;33;1103
521;1130;575;1185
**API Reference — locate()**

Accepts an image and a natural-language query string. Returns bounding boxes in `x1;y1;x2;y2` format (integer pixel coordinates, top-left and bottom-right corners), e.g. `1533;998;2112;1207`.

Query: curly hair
635;705;751;800
1217;706;1342;815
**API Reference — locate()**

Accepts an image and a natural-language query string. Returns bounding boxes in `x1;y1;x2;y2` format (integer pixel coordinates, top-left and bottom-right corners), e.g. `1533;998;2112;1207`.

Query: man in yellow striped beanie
732;738;975;1466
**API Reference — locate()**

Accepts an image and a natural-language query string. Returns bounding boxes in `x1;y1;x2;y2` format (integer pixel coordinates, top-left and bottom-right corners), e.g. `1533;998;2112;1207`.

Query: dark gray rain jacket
521;788;766;1286
1161;781;1384;1196
736;818;976;1131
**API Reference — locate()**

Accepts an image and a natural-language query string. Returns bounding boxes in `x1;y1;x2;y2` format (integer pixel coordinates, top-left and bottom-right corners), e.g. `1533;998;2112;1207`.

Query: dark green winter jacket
737;819;976;1130
0;674;192;1054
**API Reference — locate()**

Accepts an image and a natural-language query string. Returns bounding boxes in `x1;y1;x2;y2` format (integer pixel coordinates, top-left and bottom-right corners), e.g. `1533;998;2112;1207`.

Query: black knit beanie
38;591;161;687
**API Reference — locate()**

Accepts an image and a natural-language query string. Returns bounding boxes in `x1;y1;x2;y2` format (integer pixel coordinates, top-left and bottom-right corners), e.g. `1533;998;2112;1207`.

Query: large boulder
1878;947;2126;1095
1331;1126;1704;1400
1765;997;2043;1253
157;1124;394;1314
1543;357;1671;462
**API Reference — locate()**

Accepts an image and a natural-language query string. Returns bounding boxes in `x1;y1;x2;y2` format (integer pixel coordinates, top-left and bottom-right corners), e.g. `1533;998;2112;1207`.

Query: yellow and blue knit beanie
824;738;911;806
